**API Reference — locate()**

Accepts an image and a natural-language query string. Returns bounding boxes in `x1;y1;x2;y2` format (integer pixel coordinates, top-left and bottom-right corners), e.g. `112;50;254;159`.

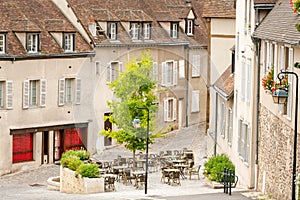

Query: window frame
0;33;6;54
107;61;123;83
63;33;75;52
191;90;200;113
26;33;39;53
58;78;81;106
23;79;46;109
130;22;139;40
164;98;177;122
108;22;117;40
187;19;193;36
143;22;151;39
162;60;178;87
171;22;179;38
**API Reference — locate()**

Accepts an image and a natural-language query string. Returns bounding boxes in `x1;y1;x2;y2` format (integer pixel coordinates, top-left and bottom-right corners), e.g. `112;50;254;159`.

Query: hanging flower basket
261;67;289;94
290;0;300;13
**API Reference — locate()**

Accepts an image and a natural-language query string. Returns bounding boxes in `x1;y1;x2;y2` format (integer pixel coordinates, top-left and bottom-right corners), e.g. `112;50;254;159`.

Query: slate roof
213;65;234;100
252;0;300;45
0;0;93;58
202;0;236;18
67;0;207;47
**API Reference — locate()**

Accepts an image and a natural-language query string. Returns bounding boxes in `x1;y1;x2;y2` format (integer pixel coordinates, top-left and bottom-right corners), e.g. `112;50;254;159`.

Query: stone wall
258;105;300;199
60;166;104;194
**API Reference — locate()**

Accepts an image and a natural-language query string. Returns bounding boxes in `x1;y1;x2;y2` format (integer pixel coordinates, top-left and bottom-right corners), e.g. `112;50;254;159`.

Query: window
106;61;123;82
238;119;250;163
191;90;200;113
27;33;39;53
241;57;246;101
0;33;6;53
58;78;81;106
192;55;200;77
95;61;100;76
130;23;139;40
171;22;178;38
227;108;233;145
0;81;3;108
187;19;193;36
108;22;117;40
143;23;151;39
63;33;75;52
179;60;185;78
23;79;46;108
164;98;177;121
162;60;178;86
219;102;226;137
13;133;34;163
152;62;158;82
246;59;251;103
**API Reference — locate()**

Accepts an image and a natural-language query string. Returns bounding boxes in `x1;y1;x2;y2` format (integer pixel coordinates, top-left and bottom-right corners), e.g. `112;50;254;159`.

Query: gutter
94;41;191;48
0;52;96;62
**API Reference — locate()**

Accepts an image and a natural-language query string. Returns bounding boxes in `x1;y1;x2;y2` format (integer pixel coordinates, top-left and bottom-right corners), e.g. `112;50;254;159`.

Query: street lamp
273;70;298;200
132;107;149;195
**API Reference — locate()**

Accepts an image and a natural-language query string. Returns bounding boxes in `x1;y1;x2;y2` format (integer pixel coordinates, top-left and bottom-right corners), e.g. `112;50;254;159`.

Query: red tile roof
213;65;234;99
202;0;236;18
0;0;93;57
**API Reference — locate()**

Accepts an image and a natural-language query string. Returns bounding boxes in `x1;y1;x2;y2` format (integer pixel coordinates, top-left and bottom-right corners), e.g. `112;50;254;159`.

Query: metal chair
189;165;201;180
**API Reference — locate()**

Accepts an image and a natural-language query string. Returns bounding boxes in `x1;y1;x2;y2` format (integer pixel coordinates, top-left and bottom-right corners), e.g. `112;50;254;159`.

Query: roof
67;0;207;47
213;66;234;100
0;0;93;58
254;0;277;4
252;0;300;45
202;0;236;18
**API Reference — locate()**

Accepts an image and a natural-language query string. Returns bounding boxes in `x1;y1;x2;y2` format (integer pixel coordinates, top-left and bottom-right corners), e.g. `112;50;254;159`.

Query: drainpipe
214;93;218;156
185;44;189;127
253;37;261;190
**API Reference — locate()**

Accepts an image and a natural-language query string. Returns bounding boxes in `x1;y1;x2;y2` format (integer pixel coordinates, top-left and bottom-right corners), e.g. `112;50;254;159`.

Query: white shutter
95;61;100;75
274;44;278;81
288;48;294;70
119;62;123;73
241;57;246;100
152;62;158;81
162;62;166;86
266;42;270;71
75;78;81;105
163;99;167;121
40;79;46;107
280;46;285;70
58;78;65;106
246;59;251;103
6;80;13;109
173;98;177;120
191;90;199;112
173;61;178;86
23;80;29;109
107;63;111;82
179;60;185;78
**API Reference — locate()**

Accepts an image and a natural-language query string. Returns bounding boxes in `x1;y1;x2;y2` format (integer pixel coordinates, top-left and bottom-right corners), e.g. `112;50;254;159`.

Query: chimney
186;0;192;7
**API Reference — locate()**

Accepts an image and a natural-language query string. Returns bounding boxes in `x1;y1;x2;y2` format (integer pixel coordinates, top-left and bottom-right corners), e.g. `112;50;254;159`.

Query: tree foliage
100;51;159;155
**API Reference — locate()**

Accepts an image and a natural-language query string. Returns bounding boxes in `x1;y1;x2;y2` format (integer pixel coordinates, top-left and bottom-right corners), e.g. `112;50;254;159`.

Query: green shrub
203;154;235;182
61;154;82;171
75;148;90;160
75;163;100;178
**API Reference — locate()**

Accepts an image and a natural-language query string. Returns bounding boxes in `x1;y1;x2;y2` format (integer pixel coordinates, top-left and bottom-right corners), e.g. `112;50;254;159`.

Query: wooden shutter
58;78;65;106
75;78;81;105
192;90;200;112
179;60;185;78
107;63;111;82
162;62;166;86
40;79;46;107
173;61;178;86
163;99;168;121
173;98;177;120
6;80;13;109
152;62;158;81
23;80;29;109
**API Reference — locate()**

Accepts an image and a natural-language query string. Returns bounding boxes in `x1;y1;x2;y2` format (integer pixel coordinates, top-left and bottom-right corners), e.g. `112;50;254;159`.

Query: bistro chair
104;176;116;191
189;164;201;180
170;171;181;186
123;169;135;185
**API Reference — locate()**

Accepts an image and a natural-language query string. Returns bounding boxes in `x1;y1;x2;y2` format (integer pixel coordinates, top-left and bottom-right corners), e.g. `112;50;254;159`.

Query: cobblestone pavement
0;123;258;200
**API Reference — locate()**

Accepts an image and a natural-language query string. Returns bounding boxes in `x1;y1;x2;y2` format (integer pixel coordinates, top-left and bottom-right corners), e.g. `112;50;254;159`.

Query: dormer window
26;33;39;53
63;33;75;52
108;22;117;40
187;19;194;36
130;23;139;40
171;22;179;38
143;23;151;39
0;33;6;54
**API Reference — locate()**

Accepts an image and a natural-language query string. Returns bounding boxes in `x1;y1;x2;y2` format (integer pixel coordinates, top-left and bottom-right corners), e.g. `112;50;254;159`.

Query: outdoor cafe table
163;168;180;185
173;164;188;179
132;171;145;188
172;159;186;165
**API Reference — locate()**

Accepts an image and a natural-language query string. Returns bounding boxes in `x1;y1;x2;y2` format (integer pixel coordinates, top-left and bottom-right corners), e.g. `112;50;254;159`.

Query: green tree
100;51;159;160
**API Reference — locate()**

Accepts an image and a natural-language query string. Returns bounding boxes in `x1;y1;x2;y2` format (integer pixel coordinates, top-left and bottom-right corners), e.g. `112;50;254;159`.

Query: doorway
42;131;49;164
104;113;112;146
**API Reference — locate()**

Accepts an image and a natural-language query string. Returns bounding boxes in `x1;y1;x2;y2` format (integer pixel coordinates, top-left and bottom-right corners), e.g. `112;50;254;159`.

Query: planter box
60;166;104;194
205;177;224;189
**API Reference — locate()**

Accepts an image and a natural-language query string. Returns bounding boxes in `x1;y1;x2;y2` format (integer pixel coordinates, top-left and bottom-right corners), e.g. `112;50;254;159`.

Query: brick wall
258;105;300;199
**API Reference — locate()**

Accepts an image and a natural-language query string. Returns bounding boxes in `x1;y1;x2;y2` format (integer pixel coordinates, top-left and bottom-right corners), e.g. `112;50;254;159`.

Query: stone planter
60;166;104;194
205;177;224;189
47;176;60;191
